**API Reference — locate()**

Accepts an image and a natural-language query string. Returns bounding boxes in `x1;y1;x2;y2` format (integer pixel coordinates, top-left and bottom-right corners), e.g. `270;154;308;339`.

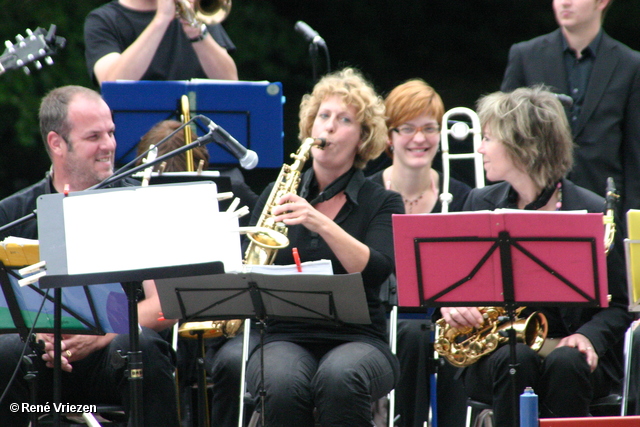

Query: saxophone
243;137;326;265
434;307;548;368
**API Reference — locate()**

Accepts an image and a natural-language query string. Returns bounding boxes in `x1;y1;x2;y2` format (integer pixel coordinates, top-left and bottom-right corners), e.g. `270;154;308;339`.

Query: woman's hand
271;192;370;274
557;333;599;372
441;307;485;329
271;193;327;233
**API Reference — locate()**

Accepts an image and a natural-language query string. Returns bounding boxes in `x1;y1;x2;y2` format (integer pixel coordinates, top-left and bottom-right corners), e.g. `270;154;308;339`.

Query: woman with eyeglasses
368;79;471;427
369;79;471;214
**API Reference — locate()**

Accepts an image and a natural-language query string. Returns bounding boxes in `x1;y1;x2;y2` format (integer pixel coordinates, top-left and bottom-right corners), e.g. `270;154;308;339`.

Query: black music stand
35;182;235;427
154;269;369;427
393;211;608;427
0;262;128;426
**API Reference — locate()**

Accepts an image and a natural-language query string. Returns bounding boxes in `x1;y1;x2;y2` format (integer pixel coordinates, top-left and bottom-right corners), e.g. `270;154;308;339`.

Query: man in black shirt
84;0;237;85
501;0;640;216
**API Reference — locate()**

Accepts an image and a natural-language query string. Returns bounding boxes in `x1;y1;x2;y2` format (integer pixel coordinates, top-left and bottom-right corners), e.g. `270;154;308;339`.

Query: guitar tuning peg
45;56;54;66
5;40;14;52
22;66;31;75
34;61;42;70
25;29;34;37
15;34;24;43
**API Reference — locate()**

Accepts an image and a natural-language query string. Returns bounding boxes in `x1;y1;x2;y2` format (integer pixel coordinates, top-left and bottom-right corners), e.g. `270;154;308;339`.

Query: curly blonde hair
298;68;387;169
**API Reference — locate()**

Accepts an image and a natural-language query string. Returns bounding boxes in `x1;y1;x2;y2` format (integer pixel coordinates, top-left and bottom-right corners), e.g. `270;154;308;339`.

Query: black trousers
204;330;260;427
0;328;178;426
462;344;611;426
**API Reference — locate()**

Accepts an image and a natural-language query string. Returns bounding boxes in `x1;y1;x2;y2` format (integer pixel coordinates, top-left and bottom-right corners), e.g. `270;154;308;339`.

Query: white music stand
35;182;237;427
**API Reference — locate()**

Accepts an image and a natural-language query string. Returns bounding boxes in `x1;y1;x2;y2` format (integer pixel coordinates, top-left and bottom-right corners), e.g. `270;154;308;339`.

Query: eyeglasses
392;124;440;137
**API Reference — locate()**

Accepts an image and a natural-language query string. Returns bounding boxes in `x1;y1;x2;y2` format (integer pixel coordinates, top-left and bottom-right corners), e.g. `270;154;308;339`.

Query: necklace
403;191;427;214
555;181;563;211
510;180;563;211
387;176;438;214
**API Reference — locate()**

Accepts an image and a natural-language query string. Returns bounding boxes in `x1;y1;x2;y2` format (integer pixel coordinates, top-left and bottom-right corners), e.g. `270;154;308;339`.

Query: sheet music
39;182;243;277
237;259;333;275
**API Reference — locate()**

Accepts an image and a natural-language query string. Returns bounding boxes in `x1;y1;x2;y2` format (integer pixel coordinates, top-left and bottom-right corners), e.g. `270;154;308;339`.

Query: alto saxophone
434;307;548;368
243;137;326;265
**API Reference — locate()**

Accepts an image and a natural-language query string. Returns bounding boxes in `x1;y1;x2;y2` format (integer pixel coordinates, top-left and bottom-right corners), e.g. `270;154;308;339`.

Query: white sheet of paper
62;183;242;274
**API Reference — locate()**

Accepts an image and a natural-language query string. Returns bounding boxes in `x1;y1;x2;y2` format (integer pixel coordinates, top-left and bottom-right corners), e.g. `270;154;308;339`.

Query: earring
389;145;394;152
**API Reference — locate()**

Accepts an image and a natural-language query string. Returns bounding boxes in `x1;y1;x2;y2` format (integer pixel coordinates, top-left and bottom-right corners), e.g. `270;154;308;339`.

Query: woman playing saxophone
440;86;632;424
245;67;403;427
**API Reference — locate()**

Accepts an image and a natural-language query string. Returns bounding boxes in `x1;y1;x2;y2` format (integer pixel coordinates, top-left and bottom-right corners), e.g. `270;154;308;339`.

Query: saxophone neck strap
304;168;356;205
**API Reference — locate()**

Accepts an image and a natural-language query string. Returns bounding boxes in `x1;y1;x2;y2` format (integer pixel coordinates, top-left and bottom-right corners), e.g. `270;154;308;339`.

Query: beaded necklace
403;191;427;214
388;177;438;214
554;181;563;211
507;180;563;211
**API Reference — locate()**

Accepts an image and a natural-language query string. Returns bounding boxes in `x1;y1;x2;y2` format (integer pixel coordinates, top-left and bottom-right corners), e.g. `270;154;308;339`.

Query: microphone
199;117;259;169
294;21;326;47
554;93;573;108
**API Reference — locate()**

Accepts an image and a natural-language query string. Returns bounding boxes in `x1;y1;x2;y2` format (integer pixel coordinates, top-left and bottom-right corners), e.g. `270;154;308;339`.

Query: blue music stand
101;80;285;168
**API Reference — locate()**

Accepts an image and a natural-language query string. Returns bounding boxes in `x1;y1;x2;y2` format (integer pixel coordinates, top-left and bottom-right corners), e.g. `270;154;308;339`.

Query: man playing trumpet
84;0;238;85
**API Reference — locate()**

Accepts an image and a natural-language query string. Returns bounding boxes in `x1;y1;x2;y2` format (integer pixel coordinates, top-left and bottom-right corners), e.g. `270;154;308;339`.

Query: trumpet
175;0;231;27
439;107;485;213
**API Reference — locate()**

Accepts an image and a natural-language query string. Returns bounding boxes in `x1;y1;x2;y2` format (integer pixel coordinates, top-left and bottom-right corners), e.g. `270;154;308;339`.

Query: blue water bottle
520;386;538;427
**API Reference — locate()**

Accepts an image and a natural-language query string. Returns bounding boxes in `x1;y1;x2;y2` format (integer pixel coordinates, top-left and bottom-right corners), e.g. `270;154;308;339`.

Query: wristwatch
189;23;208;43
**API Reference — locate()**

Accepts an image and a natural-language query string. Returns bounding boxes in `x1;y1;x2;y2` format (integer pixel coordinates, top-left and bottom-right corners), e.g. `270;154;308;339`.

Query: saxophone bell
243;137;318;265
239;226;290;249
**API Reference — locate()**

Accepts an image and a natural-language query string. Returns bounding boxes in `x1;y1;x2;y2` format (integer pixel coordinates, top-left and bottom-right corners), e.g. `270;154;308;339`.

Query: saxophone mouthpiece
315;138;327;149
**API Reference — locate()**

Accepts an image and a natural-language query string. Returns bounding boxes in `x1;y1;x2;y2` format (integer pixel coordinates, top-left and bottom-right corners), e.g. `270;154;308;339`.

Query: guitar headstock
1;24;66;76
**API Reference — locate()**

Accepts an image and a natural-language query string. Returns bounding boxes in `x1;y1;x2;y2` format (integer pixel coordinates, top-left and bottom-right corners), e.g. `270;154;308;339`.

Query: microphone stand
305;42;330;83
309;42;319;83
0;115;208;236
0;115;214;427
95;115;214;190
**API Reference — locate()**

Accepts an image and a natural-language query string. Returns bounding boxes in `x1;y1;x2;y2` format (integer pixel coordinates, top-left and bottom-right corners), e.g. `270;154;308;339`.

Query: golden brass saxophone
243;137;326;265
434;307;548;368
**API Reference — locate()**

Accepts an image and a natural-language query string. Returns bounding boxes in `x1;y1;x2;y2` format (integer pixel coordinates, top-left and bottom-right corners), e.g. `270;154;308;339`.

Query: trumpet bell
196;0;231;25
176;0;231;26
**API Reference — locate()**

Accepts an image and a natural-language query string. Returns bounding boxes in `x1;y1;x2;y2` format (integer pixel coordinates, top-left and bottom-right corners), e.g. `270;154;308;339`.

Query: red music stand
393;211;608;427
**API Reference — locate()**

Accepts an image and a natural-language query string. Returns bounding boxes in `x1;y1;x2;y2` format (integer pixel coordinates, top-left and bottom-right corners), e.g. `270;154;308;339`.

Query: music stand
0;262;128;426
625;210;640;312
35;182;236;427
154;269;370;427
0;264;128;338
393;211;608;427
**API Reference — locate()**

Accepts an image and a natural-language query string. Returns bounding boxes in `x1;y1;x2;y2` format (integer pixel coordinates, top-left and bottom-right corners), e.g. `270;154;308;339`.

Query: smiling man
501;0;640;217
0;86;179;426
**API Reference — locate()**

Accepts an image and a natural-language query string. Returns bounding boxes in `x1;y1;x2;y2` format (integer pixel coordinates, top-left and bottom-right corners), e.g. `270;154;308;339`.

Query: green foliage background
1;0;639;198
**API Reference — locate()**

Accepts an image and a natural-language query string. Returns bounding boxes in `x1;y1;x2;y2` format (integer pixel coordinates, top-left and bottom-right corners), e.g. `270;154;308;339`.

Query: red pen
292;247;302;272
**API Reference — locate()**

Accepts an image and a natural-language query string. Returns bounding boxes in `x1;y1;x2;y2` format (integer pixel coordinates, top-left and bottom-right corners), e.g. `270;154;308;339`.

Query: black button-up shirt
562;30;603;132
